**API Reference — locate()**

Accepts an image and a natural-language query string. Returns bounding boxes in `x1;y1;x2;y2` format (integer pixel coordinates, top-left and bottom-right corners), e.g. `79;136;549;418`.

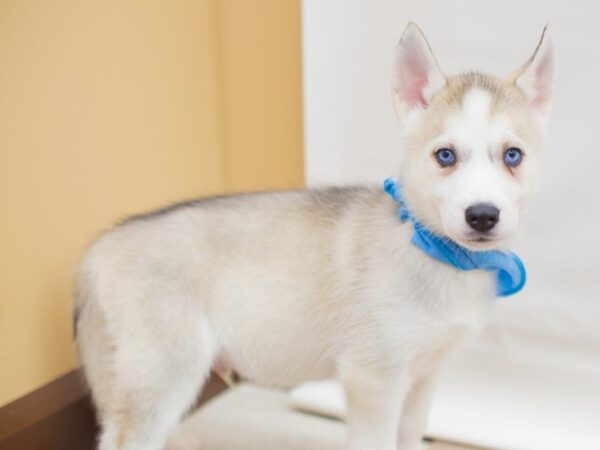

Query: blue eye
504;147;523;167
435;148;456;167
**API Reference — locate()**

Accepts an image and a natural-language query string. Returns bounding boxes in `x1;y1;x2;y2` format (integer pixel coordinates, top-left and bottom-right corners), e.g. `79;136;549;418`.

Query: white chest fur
352;229;496;379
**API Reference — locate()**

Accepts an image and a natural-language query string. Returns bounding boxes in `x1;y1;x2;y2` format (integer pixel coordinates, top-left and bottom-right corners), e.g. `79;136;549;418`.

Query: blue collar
383;178;526;297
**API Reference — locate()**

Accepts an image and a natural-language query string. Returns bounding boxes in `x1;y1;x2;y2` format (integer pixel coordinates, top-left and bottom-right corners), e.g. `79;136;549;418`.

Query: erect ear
510;26;556;120
391;22;446;119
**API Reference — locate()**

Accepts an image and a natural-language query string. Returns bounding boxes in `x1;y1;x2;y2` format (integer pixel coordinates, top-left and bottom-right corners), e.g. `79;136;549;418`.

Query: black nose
465;204;500;232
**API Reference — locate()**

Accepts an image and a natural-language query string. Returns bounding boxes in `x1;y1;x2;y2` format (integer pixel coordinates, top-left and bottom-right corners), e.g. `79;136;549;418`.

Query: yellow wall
0;0;303;407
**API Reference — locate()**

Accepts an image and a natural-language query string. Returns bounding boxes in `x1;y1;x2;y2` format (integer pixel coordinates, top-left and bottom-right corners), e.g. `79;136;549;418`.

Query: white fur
436;88;524;247
75;24;554;450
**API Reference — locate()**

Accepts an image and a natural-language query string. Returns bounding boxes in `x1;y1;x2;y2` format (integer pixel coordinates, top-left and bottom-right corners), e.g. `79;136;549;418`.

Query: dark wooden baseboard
0;370;227;450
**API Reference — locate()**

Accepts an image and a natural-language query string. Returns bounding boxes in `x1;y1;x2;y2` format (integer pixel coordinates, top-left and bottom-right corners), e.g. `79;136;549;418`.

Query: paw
397;438;427;450
165;431;201;450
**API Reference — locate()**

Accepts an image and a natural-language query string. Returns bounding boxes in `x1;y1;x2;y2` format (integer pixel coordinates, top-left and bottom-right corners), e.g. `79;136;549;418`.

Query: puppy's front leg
342;363;410;450
396;375;435;450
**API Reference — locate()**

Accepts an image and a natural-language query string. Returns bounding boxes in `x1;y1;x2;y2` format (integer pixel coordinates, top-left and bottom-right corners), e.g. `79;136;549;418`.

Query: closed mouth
465;231;496;242
444;228;501;250
458;232;499;249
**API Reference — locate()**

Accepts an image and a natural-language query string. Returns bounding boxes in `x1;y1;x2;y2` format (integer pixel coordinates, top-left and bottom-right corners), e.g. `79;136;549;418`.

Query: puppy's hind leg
78;295;218;450
104;320;215;450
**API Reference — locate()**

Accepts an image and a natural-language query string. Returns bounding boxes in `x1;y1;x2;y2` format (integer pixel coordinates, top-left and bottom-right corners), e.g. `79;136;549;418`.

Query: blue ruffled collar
384;178;526;297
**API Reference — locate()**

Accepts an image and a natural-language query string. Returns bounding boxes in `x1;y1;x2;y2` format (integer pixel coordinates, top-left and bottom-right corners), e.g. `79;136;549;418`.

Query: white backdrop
302;1;600;449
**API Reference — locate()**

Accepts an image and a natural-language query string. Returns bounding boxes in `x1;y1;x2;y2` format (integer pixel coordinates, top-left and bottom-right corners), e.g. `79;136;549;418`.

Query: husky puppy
75;23;555;450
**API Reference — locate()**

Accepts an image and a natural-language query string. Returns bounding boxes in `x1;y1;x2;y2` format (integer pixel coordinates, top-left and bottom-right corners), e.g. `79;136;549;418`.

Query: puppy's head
393;23;555;250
